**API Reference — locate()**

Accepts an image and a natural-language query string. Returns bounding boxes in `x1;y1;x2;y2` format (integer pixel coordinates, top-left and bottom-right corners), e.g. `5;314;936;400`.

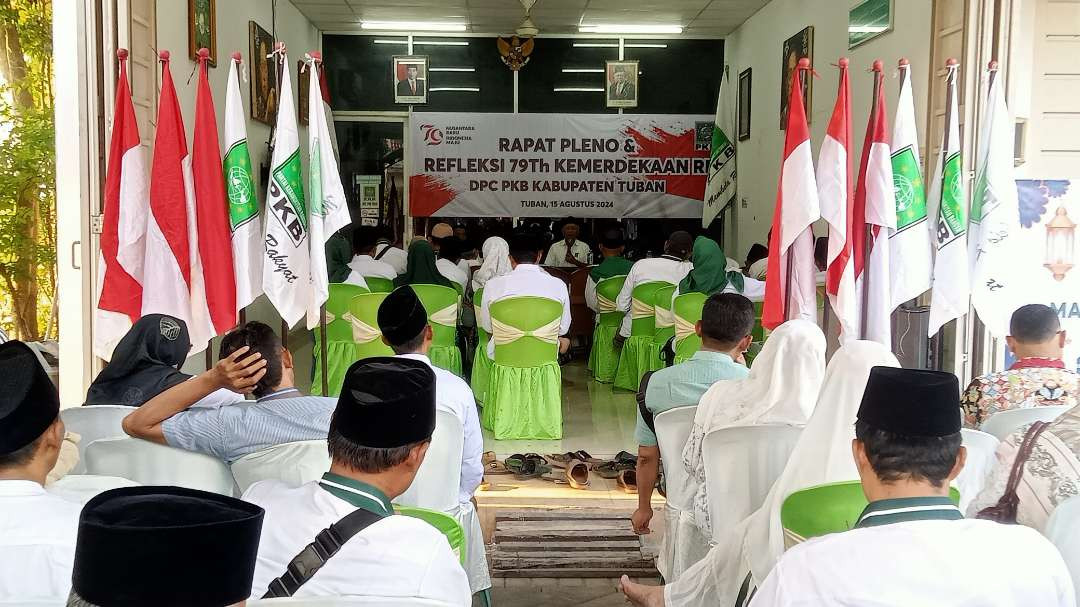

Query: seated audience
479;232;572;358
244;357;471;603
616;231;694;342
430;222;455;245
470;236;512;293
325;229;353;284
623;365;1075;607
683;319;825;538
744;238;769;280
436;237;469;290
544;217;593;268
377;286;488;594
632;293;755;539
345;225;397;287
67;486;264;606
374;233;408;276
676;236;765;301
453;223;468;241
394;239;454;290
962;303;1077;427
84;314;237;408
0;341;81;603
585;228;633;313
121;322;337;464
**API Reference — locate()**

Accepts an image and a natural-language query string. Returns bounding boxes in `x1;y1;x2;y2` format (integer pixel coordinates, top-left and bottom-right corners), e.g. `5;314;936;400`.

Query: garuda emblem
497;36;535;71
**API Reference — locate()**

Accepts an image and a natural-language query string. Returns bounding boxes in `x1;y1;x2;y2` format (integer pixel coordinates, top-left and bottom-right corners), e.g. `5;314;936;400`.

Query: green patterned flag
702;65;736;228
927;63;969;336
224;55;262;311
888;62;933;309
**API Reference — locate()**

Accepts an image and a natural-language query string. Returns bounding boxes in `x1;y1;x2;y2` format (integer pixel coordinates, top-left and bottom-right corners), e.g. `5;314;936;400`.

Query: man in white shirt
479;232;573;358
620;367;1076;607
544;217;593;268
374;236;408;276
0;341;82;603
244;357;471;604
377;285;489;595
436;237;469;290
616;230;694;340
345;225;398;287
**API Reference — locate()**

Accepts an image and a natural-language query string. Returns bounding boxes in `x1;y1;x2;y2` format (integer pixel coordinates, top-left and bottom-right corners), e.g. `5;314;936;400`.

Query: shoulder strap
262;508;386;598
976;421;1051;524
373;245;391;261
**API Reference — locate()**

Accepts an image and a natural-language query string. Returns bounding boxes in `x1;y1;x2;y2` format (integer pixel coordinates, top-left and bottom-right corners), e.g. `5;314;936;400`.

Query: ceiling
291;0;770;37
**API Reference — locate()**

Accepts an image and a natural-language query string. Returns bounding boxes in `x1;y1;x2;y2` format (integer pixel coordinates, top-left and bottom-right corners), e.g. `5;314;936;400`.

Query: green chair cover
364;276;394;293
394;505;467;565
672;292;706;365
470;288;492;403
346;293;395;360
651;284;676;370
412;283;463;377
780;480;961;548
746;301;769;366
483;296;563;440
312;283;369;396
587;275;627;383
613;281;671;391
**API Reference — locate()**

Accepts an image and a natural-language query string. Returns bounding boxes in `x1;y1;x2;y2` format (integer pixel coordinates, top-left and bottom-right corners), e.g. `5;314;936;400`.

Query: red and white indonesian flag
927;62;969;336
852;66;896;347
193;50;237;336
970;66;1021;337
224;53;263;312
141;52;213;353
95;50;148;359
889;61;933;308
818;60;857;340
306;53;352;328
762;62;821;330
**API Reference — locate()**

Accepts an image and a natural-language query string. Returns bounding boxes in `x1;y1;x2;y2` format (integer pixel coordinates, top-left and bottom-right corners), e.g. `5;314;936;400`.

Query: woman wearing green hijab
679;236;746;296
394;239;454;288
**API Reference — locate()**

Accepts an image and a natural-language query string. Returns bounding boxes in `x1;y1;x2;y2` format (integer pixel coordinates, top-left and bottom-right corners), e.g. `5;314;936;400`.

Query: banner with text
408;112;714;218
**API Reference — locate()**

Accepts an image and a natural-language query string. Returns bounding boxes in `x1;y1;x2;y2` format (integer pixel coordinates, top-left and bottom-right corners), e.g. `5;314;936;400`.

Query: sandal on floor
485;459;513;475
482;451;497;466
508;454;551;480
618;469;638;494
573;450;604;465
566;459;591;490
594;459;636;479
547;452;582;468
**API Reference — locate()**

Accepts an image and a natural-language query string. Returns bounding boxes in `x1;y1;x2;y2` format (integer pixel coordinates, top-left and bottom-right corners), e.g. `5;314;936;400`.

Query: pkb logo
421;124;444;146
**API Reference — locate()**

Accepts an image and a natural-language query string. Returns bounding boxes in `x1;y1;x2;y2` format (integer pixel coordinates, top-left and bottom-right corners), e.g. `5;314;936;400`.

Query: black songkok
857;366;961;438
333;357;436;448
0;340;59;454
377;286;428;345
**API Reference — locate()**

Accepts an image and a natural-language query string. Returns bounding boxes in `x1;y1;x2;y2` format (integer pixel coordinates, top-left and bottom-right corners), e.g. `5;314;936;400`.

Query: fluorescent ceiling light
414;40;469;46
625;43;668;48
562;68;604;73
572;42;618;48
579;24;682;34
430;67;475;72
361;21;467;32
554;87;604;92
431;87;480;92
373;39;409;45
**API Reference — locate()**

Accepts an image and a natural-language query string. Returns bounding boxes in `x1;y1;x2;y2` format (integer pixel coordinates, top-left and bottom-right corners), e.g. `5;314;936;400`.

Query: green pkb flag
271;149;307;235
224;140;257;229
224;54;262;310
939;152;966;240
890;146;927;231
703;65;737;228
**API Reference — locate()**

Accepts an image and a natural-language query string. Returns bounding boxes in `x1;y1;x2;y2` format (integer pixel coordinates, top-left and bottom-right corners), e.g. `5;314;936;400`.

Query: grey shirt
161;388;335;463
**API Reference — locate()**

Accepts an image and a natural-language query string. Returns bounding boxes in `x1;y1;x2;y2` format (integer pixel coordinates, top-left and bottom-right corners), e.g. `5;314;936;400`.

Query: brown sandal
566;459;591;490
617;469;638;494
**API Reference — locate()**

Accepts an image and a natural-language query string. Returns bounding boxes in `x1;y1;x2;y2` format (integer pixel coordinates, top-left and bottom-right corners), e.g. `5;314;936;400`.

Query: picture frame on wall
248;21;279;125
780;26;814;129
188;0;216;66
849;0;893;49
738;68;752;141
297;59;309;126
606;60;639;109
393;55;428;105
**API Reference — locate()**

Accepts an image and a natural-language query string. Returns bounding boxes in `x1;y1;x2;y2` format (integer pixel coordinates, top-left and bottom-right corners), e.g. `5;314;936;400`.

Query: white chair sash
491;317;562;345
429;302;459;327
655;306;675;329
341;311;382;343
323;310;336;323
597;292;619;313
674;314;696;342
630;297;654;320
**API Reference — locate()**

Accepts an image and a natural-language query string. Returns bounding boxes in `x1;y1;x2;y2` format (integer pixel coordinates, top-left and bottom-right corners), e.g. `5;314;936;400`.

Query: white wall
725;0;933;251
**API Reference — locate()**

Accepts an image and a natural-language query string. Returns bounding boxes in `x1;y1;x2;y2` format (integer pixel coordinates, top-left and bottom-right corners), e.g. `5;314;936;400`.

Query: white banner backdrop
407;112;714;218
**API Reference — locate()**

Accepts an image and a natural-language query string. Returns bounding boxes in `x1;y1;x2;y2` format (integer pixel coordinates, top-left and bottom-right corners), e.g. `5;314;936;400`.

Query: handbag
976;420;1051;524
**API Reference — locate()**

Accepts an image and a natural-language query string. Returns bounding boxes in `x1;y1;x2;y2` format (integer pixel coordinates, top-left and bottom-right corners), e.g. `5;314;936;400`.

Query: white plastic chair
231;440;331;494
955;429;1000;512
652;406;698;581
84;437;237;495
47;474;139;504
248;597;459;606
702;424;803;544
59;405;136;474
980;405;1070;440
1045;495;1080;604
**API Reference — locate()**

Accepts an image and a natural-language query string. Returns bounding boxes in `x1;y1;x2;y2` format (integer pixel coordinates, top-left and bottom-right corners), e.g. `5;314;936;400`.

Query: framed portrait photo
297;59;309;126
606;60;639;109
780;26;814;129
188;0;216;66
248;21;279;125
393;56;428;105
738;68;752;141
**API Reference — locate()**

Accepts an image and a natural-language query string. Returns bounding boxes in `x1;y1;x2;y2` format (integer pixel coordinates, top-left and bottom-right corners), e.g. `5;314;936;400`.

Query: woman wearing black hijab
83;314;194;407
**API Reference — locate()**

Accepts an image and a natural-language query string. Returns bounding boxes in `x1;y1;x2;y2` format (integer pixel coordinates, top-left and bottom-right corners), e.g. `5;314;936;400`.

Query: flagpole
861;60;884;339
320;305;329;395
784;59;811;321
931;58;959;352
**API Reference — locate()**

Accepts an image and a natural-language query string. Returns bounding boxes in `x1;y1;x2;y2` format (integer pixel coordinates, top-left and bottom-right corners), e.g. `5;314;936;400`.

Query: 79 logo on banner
421;124;444;146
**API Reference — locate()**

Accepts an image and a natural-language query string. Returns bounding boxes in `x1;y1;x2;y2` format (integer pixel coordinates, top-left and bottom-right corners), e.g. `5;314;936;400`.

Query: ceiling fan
497;0;537;70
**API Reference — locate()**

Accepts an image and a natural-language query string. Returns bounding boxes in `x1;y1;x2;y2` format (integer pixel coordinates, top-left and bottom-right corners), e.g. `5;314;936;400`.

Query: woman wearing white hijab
683;319;827;538
471;236;513;292
621;340;900;607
